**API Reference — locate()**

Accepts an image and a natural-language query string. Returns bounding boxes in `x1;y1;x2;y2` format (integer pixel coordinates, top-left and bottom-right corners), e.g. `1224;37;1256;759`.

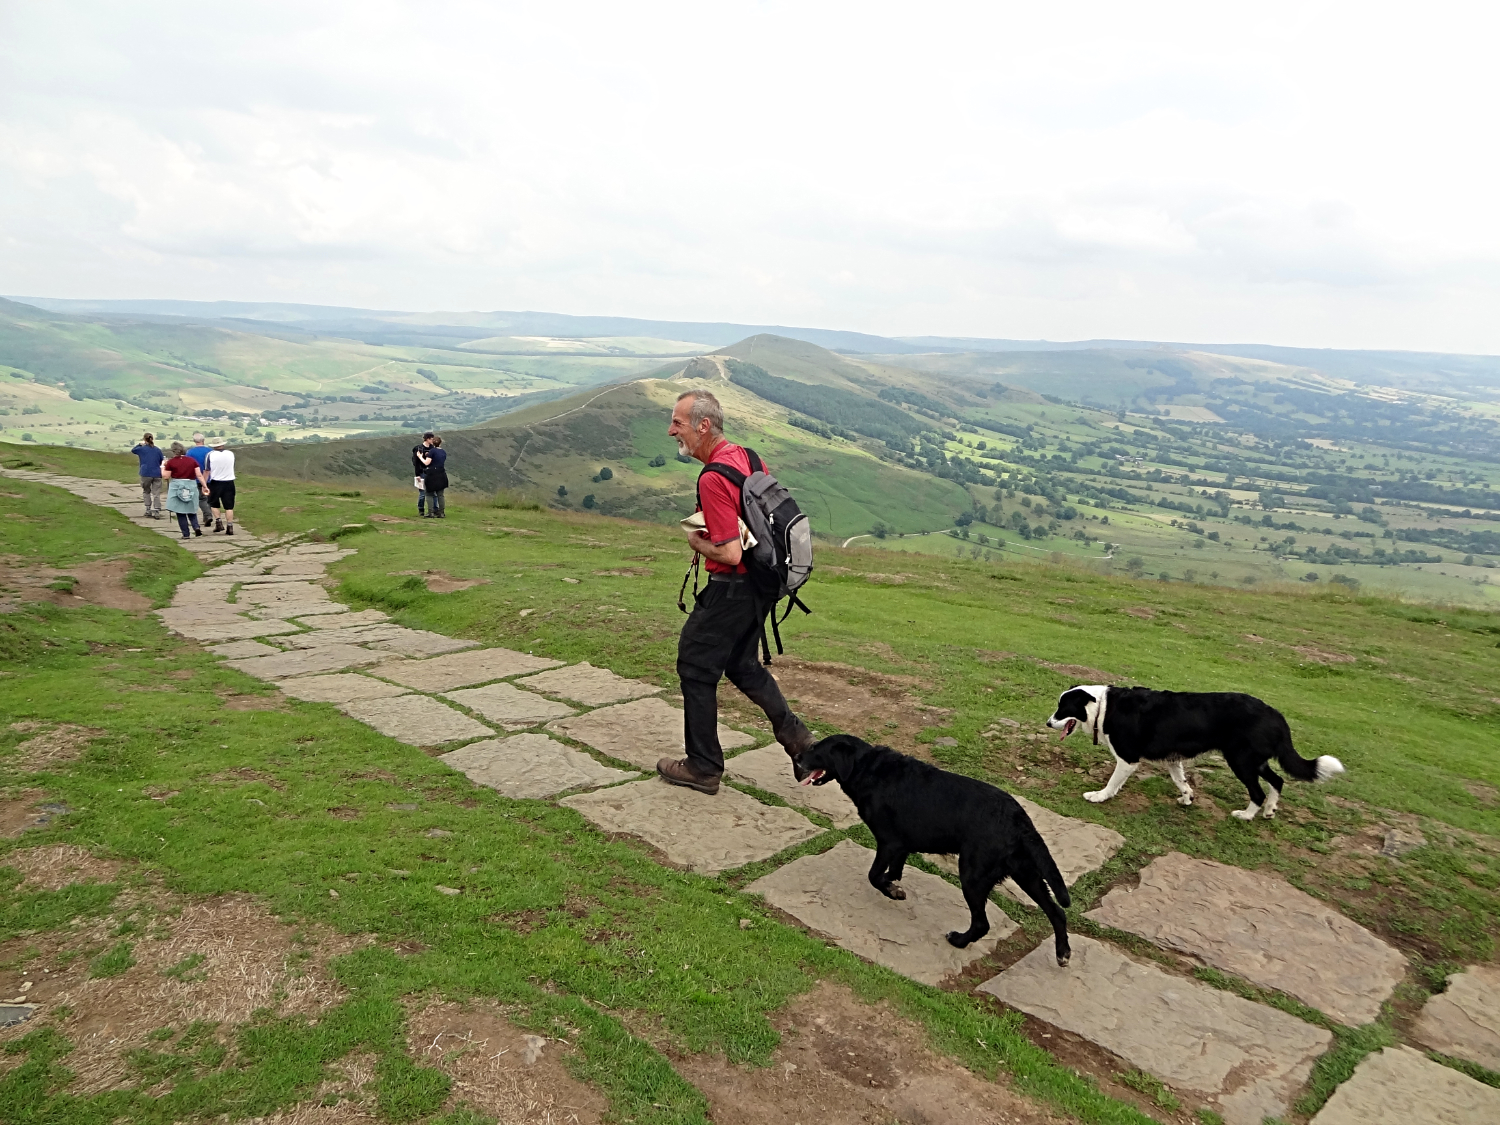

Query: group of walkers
130;429;453;536
131;433;237;538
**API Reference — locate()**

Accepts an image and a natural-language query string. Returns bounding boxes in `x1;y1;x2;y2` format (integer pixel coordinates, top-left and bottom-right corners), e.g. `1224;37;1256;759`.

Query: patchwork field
1;445;1497;1124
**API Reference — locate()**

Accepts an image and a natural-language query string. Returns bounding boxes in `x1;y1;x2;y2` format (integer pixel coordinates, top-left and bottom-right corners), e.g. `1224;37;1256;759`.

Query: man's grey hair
677;389;724;435
192;433;205;443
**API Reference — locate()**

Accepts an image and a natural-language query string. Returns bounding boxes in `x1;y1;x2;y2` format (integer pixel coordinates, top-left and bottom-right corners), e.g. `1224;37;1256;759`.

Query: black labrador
797;734;1073;965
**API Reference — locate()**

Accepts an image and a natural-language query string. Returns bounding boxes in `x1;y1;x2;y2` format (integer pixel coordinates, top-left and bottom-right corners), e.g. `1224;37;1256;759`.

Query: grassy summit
0;445;1496;1121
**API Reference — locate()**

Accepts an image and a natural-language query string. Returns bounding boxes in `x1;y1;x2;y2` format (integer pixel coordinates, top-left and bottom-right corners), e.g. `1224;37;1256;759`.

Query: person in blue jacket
130;433;165;518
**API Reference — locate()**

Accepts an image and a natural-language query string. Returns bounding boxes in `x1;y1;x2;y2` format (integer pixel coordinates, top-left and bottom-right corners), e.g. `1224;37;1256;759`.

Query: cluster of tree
789;415;850;440
726;359;928;445
876;386;951;417
1393;526;1500;554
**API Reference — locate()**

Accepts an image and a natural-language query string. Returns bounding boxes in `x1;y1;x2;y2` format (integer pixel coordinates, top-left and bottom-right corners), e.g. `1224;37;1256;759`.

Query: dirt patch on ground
1121;606;1157;619
7;723;106;771
390;569;490;593
370;513;409;523
402;1000;607;1125
65;560;151;611
0;883;371;1096
0;556;148;613
5;843;122;889
677;980;1066;1125
1035;661;1118;683
0;789;61;837
731;658;948;752
1463;781;1499;806
592;567;653;577
218;692;288;711
1292;644;1355;664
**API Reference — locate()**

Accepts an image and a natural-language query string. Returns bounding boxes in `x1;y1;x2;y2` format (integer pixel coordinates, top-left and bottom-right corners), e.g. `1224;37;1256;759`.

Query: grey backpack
698;448;813;657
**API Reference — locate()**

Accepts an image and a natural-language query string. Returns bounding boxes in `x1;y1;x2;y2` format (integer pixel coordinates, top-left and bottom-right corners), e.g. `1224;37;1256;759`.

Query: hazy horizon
3;2;1498;353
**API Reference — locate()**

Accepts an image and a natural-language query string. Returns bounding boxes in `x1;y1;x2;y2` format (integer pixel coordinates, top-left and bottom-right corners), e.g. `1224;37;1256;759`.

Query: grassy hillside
7;302;1500;608
0;298;662;450
229;374;972;538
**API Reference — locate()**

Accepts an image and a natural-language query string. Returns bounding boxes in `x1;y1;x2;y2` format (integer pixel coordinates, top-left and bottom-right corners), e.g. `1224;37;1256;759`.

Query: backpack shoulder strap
696;461;746;510
698;462;746;488
745;448;764;474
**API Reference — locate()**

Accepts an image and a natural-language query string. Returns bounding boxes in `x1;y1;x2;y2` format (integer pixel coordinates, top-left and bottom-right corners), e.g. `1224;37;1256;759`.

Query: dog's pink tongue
799;770;824;787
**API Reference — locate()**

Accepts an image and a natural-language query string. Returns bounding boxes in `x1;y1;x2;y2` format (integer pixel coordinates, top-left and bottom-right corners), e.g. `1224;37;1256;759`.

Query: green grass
3;451;1499;1121
0;479;1161;1125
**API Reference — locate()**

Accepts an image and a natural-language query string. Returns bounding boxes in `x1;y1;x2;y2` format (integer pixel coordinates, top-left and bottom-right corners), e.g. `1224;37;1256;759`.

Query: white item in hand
680;511;757;549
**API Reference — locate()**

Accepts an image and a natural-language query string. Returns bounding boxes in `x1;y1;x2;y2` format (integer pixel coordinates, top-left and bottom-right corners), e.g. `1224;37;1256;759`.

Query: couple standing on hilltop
411;432;449;518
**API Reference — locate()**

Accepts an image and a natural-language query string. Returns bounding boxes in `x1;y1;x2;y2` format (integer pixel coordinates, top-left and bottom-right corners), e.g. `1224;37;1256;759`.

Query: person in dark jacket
411;432;434;516
130;433;165;518
417;435;449;518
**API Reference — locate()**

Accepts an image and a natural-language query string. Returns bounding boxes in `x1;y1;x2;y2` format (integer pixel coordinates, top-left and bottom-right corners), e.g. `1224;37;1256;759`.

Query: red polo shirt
698;440;757;575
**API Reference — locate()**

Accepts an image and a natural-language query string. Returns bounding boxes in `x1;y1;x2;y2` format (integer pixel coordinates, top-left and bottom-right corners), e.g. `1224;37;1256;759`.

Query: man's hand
689;529;743;567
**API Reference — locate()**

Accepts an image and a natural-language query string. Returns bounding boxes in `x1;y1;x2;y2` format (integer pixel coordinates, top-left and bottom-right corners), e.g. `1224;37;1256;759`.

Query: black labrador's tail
1022;825;1071;908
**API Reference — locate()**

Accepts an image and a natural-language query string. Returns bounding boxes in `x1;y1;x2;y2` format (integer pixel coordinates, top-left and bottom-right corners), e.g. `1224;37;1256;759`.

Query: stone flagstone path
1085;851;1407;1025
1308;1045;1500;1124
15;463;1498;1120
1412;965;1500;1073
979;935;1333;1125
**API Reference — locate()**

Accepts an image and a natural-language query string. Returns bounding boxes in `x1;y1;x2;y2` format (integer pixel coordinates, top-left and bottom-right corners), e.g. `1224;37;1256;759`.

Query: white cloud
1;0;1498;350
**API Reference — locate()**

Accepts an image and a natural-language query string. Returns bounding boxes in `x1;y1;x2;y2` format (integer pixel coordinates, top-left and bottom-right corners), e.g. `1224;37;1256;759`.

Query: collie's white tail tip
1315;756;1345;781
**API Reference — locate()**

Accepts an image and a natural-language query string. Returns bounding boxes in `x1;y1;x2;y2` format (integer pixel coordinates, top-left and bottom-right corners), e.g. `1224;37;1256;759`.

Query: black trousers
677;576;808;775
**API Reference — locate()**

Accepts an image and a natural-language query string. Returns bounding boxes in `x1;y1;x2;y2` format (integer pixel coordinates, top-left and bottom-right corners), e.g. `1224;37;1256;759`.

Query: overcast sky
2;1;1497;351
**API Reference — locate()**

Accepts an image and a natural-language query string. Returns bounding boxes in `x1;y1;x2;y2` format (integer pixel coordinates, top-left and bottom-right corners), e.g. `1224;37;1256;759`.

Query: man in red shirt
658;389;814;795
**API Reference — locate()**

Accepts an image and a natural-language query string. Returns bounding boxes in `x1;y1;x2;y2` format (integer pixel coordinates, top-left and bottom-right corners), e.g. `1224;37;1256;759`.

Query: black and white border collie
1045;685;1344;820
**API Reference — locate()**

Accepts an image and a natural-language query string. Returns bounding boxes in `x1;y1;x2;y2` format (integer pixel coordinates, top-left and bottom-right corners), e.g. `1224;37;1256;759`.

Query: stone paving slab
279;624;420;649
247;603;341;620
925;794;1124;905
224;644;388;681
546;697;754;769
296;608;387;628
278;673;412;704
1413;966;1500;1072
208;640;282;659
362;630;479;655
153;609;301;642
979;935;1332;1125
517;662;660;706
172;582;238;606
1310;1045;1500;1125
749;840;1014;985
373;647;564;692
442;683;576;729
727;743;859;827
237;582;334;606
339;695;493;746
439;735;636;799
561;779;821;873
1085;851;1406;1025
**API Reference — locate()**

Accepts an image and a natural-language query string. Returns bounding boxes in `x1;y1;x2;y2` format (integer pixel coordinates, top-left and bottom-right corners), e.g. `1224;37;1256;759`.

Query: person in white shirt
206;439;237;535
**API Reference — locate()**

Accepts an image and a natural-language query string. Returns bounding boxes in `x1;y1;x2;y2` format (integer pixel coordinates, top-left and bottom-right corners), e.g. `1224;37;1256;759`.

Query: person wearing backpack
658;390;815;796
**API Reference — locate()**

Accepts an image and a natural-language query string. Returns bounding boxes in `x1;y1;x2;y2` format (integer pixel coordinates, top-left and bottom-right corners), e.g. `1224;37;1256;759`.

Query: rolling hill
234;349;976;538
6;296;1500;606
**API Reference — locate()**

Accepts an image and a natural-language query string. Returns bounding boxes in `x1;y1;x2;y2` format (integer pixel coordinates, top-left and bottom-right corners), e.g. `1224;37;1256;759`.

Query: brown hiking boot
656;757;721;795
